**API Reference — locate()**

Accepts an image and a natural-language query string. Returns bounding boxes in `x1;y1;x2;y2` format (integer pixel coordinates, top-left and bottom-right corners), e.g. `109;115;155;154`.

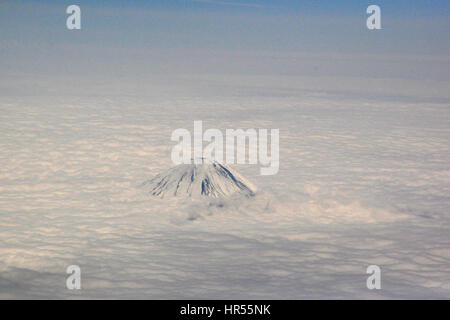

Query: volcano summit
142;161;257;199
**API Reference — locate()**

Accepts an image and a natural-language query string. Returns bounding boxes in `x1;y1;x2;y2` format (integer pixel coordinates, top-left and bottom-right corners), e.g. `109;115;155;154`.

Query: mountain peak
142;161;257;199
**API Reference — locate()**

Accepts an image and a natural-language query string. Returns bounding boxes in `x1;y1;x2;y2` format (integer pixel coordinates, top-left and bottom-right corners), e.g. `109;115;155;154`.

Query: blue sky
25;0;449;16
2;0;448;50
0;0;448;79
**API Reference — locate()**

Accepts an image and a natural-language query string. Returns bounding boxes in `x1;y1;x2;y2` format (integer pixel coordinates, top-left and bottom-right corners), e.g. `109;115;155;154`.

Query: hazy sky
1;0;448;53
0;1;448;88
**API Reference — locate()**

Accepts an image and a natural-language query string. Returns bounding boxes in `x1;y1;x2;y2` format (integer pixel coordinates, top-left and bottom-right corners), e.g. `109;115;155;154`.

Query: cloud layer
1;69;449;298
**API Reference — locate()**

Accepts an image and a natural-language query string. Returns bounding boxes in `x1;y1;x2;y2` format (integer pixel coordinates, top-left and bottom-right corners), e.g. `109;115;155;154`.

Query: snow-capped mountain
142;161;257;198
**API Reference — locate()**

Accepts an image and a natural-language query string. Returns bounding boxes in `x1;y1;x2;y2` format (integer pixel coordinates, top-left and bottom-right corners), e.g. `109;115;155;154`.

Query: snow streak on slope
142;161;257;199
